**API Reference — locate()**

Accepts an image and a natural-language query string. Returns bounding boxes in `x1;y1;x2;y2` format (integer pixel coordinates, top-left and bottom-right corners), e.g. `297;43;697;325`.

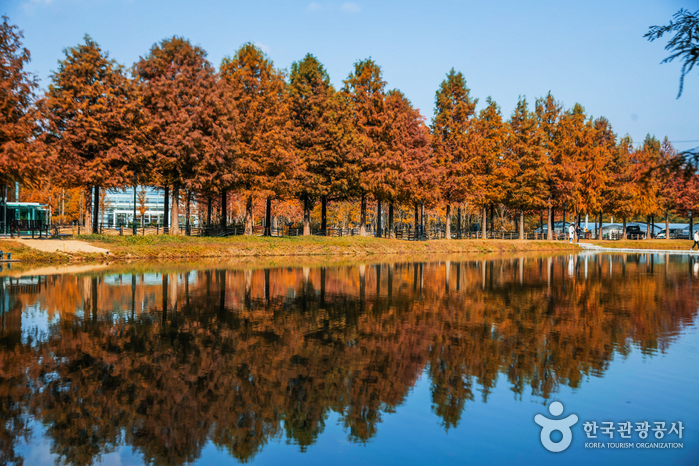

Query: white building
101;186;166;227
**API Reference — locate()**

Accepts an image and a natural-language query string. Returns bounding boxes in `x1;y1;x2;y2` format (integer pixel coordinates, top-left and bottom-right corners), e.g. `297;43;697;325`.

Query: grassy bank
581;239;694;250
77;235;579;260
0;240;72;264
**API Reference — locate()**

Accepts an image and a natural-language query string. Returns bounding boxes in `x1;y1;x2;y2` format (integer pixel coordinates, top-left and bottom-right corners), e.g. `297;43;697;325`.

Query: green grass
77;234;579;260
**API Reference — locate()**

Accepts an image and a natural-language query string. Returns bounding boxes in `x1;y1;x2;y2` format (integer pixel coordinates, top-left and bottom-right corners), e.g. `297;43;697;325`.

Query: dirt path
0;238;110;254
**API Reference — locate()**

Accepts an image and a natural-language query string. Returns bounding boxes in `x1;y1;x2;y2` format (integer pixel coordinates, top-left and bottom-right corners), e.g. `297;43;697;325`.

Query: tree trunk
519;208;525;240
622;217;627;240
481;206;487;239
321;195;327;235
420;203;425;239
666;212;670;240
547;205;553;240
388;202;395;238
93;186;99;234
376;199;382;237
414;203;419;240
646;215;650;240
265;197;272;236
221;190;227;229
539;210;543;236
359;195;367;236
244;195;253;235
185;192;191;235
207;195;212;226
445;204;451;240
170;183;180;235
489;204;494;236
303;195;312;236
691;211;694;240
457;206;462;239
599;213;603;240
576;213;581;242
163;187;169;231
84;187;93;235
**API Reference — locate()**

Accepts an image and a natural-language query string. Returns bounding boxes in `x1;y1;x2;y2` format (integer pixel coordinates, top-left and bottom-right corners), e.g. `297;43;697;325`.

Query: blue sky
4;0;697;152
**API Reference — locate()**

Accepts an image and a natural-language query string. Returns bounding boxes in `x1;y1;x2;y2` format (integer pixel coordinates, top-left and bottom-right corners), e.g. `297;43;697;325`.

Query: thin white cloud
307;2;322;12
340;2;360;13
254;42;271;54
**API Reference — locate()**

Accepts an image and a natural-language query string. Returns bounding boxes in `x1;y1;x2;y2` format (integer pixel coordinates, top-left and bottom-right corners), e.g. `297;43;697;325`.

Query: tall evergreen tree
431;69;478;239
44;35;142;234
0;16;41;194
472;97;513;237
535;92;561;239
604;135;636;238
382;90;434;237
342;58;387;236
135;36;230;235
221;43;297;235
288;53;357;235
507;97;547;239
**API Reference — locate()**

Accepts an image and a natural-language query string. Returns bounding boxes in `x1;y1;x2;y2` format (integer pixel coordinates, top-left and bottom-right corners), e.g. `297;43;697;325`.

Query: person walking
691;230;699;251
568;223;575;243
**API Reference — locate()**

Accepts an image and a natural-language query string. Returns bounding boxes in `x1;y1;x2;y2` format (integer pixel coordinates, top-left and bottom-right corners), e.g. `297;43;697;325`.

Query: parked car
626;225;645;239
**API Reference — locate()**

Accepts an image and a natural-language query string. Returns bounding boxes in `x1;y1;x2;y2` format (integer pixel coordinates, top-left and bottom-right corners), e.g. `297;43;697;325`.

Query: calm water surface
1;253;697;465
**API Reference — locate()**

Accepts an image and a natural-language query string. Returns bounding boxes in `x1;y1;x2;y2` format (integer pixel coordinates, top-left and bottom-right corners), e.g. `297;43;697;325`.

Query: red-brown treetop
134;36;233;193
289;53;358;201
431;69;478;205
507;96;548;211
220;43;297;200
378;90;435;205
43;35;142;189
0;16;41;187
471;97;513;208
341;58;388;199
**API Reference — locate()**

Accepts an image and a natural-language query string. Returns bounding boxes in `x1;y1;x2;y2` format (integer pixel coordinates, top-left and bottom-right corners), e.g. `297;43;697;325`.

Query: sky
3;0;698;152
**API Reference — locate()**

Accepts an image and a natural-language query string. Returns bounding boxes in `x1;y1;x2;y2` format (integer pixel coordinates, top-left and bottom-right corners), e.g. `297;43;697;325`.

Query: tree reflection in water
0;253;696;465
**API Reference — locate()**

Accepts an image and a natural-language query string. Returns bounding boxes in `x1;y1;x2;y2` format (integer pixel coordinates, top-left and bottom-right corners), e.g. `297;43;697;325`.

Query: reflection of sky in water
21;305;56;346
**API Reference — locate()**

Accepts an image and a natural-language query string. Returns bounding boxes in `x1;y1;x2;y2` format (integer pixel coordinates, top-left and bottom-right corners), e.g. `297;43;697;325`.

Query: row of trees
2;16;697;238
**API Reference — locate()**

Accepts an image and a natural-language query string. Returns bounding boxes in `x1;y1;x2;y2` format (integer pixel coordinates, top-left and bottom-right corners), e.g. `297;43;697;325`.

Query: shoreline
0;235;580;265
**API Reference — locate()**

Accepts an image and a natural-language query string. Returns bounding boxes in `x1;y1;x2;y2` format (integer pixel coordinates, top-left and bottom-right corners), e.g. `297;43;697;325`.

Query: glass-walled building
101;187;166;227
0;202;49;233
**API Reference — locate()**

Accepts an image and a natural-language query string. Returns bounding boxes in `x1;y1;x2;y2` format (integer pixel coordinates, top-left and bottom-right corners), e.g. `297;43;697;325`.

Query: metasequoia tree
382;90;433;237
288;53;358;235
221;43;296;235
604;136;636;238
471;97;513;237
535;92;562;239
553;103;589;233
43;35;141;234
631;135;663;237
342;58;387;236
0;16;42;199
507;97;548;239
584;117;615;232
135;36;232;235
431;69;477;239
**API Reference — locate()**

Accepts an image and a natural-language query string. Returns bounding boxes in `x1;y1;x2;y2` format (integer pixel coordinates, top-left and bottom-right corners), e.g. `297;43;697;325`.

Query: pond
0;252;697;465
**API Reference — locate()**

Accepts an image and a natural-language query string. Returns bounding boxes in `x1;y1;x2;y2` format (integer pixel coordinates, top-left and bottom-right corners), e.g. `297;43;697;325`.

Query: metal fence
0;221;665;242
